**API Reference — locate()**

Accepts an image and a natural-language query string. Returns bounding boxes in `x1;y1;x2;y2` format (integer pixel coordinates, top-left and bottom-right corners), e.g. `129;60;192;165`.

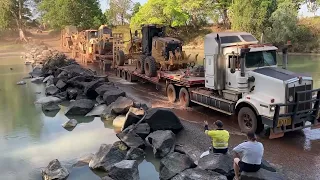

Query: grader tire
144;56;157;77
137;55;146;74
116;50;125;66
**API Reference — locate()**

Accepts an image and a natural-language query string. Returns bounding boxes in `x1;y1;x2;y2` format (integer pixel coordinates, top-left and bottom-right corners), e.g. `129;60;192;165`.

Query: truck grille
287;84;312;113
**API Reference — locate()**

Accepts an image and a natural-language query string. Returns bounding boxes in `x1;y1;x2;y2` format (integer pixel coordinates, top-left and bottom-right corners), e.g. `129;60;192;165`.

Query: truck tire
137;55;146;74
179;88;190;107
238;107;261;134
167;84;177;103
122;70;127;80
144;56;157;77
116;50;125;66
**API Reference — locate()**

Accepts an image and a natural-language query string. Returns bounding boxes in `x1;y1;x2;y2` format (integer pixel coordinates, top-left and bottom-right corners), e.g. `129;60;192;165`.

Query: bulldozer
61;26;78;51
115;24;194;77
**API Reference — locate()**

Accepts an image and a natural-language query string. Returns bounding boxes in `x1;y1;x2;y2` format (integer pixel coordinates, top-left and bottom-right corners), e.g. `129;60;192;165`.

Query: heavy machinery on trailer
72;29;98;64
114;30;320;139
61;26;78;51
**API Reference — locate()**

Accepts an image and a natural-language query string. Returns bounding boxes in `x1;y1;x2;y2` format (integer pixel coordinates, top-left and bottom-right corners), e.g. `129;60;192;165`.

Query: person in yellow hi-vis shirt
204;120;230;154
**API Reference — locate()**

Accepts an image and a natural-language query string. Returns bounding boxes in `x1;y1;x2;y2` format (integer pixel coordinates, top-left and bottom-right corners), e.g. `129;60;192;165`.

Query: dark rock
57;71;69;81
145;108;183;134
133;102;150;111
83;78;105;99
96;95;104;105
61;64;95;78
101;176;114;180
45;85;60;96
160;152;195;180
94;75;109;82
73;154;94;167
67;88;79;100
103;89;126;105
53;91;68;101
42;102;61;112
95;83;117;96
62;119;78;128
145;130;176;158
101;104;117;121
125;147;145;160
16;81;26;85
86;104;107;117
117;130;145;149
124;123;150;139
111;97;134;114
65;99;94;116
56;80;67;89
35;96;62;105
31;77;45;83
108;160;139;180
76;94;88;100
171;168;227;180
66;75;92;88
41;159;69;180
240;168;285;180
198;153;233;176
30;67;43;77
43;75;54;84
174;144;202;165
122;112;142;130
261;159;277;172
89;142;128;171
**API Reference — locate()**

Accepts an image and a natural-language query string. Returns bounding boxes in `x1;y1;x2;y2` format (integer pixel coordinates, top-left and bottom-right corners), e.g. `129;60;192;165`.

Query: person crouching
204;120;230;154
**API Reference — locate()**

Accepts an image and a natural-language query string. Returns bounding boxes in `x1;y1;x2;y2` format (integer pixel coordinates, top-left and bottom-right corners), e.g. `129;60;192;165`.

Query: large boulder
117;130;145;149
85;104;107;117
108;160;139;180
145;130;176;158
96;95;105;105
95;83;117;96
171;168;227;180
43;75;54;85
160;152;195;180
240;168;285;180
124;123;150;139
198;153;233;176
174;144;202;165
31;77;45;83
113;115;126;130
65;99;94;116
111;97;134;114
45;85;60;96
103;89;126;105
35;96;62;105
41;159;69;180
145;108;183;134
61;64;95;78
122;112;142;130
89;142;128;171
127;107;145;116
42;102;61;112
101;104;117;121
83;78;105;99
29;67;43;77
66;88;79;100
73;153;94;167
261;159;277;172
62;119;78;128
125;147;145;160
56;80;67;90
53;91;68;101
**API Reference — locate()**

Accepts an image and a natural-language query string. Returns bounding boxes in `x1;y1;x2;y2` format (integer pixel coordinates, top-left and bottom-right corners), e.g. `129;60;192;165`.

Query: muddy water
0;51;159;179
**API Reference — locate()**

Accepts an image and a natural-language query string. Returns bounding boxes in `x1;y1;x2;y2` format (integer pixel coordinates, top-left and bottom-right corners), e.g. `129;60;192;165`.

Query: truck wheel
116;50;125;66
137;55;146;74
179;88;190;107
144;56;157;77
238;107;259;133
127;72;135;82
167;84;177;103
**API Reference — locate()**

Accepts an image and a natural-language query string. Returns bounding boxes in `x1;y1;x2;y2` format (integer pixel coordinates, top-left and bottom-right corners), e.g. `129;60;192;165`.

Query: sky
98;0;320;17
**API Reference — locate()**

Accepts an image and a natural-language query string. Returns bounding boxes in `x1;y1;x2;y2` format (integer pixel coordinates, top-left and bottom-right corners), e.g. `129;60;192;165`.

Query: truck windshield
245;50;277;68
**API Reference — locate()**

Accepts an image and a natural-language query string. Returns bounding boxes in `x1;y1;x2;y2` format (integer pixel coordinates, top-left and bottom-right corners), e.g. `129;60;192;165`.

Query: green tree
229;0;277;37
107;0;132;25
132;2;141;17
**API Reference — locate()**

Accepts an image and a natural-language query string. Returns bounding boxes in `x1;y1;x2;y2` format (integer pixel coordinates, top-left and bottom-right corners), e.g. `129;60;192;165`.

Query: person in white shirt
232;132;264;180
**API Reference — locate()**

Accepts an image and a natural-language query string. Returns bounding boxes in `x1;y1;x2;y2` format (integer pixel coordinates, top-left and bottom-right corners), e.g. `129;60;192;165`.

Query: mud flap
269;129;284;139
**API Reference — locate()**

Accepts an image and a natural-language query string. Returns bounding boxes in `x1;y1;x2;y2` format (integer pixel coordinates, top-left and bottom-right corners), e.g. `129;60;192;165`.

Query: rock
160;152;195;180
53;91;68;101
86;104;107;117
65;99;94;116
113;115;126;129
124;123;150;139
29;67;43;77
261;159;277;172
76;94;87;100
43;75;54;83
16;81;26;85
101;104;117;121
89;142;128;171
35;96;62;105
41;159;69;180
96;95;104;105
198;153;233;176
56;80;67;89
128;107;145;116
95;83;117;96
133;102;150;110
108;160;139;180
57;71;69;81
66;75;89;88
111;97;134;114
31;77;45;83
125;147;145;160
62;119;78;128
61;64;95;78
145;130;176;158
103;89;126;105
102;177;114;180
73;154;94;167
174;144;202;165
83;78;105;99
145;108;183;134
67;88;79;100
171;168;227;180
122;112;142;130
117;130;145;149
45;85;60;96
240;168;285;180
42;102;61;112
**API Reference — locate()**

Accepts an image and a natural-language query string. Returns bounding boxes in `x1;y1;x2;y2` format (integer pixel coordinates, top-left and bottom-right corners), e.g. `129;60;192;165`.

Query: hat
215;120;223;128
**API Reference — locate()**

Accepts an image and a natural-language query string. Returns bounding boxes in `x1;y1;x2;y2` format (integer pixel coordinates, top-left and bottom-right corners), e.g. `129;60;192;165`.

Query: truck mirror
240;47;250;58
230;56;236;74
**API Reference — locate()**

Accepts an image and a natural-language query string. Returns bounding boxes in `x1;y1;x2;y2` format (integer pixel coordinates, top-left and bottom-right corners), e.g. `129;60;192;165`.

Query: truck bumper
262;88;320;138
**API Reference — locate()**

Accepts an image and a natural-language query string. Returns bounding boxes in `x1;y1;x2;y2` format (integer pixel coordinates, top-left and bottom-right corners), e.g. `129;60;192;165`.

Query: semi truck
114;27;320;139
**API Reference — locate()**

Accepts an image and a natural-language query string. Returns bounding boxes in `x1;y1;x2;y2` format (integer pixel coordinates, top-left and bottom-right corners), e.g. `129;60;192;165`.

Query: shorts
212;147;228;154
238;161;261;172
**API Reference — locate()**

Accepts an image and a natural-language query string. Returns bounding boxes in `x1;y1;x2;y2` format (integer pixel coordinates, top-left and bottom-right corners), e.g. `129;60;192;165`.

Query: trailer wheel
144;56;157;77
122;70;127;80
167;84;177;103
137;55;146;74
116;69;122;78
179;88;190;107
116;50;125;66
127;72;134;82
238;107;259;133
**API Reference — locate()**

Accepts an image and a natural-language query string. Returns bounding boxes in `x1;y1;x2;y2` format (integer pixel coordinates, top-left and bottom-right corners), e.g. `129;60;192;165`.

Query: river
0;48;320;179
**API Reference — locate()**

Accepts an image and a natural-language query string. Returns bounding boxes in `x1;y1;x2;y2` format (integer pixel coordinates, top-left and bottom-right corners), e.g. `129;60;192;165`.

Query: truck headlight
270;105;276;111
288;95;294;102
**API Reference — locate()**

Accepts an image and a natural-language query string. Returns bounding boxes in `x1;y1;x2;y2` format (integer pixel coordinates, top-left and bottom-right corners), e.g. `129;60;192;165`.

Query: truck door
226;55;240;90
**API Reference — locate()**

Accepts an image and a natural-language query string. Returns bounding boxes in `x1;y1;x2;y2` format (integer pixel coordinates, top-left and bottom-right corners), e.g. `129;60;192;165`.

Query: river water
0;48;319;179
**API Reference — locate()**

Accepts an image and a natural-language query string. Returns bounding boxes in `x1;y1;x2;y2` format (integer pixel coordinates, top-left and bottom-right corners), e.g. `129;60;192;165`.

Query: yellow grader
61;26;78;51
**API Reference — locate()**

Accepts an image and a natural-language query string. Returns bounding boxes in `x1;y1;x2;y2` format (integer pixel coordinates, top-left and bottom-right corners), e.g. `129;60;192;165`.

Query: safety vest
205;129;230;149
